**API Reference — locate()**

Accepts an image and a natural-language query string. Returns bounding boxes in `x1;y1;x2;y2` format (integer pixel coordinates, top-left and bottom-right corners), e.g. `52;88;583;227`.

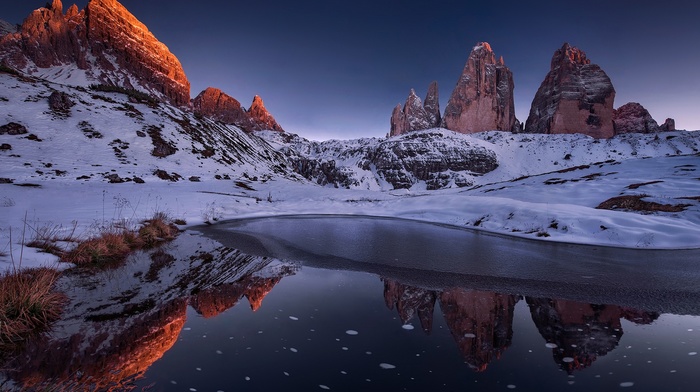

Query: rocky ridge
1;0;191;106
0;19;17;36
525;43;616;138
192;87;284;133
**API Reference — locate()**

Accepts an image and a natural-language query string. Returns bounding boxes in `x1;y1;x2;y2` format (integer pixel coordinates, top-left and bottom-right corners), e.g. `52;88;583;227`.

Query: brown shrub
62;232;132;267
0;268;65;350
138;214;178;247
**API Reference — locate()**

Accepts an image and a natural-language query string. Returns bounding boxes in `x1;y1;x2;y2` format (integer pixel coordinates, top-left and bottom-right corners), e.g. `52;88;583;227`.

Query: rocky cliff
613;102;660;134
660;118;676;132
442;42;516;134
260;129;499;190
192;88;284;132
0;0;190;106
390;81;441;136
382;278;437;333
524;43;616;138
0;19;17;36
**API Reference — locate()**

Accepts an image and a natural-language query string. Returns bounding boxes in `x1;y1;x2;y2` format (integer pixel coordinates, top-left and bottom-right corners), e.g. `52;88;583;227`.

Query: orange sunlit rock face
8;298;188;391
192;88;285;132
191;275;285;318
0;0;191;106
527;297;659;373
439;288;517;372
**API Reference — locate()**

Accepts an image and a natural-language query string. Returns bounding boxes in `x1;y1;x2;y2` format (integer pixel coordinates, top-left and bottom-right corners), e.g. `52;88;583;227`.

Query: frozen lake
2;215;699;391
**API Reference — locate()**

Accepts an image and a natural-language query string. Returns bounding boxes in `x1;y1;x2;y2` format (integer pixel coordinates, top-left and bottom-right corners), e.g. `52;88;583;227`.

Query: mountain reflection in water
0;221;693;391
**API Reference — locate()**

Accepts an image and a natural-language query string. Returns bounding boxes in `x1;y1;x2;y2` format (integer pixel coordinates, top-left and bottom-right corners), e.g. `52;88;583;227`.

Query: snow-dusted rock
0;19;17;36
260;129;499;190
0;0;190;106
613;102;659;134
442;42;516;134
525;43;616;139
390;82;441;137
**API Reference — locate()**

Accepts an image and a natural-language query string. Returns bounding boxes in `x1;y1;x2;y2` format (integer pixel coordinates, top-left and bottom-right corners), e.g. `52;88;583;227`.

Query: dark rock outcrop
439;289;517;372
660;118;676;132
442;42;516;134
192;87;284;132
525;43;616;139
48;90;75;113
0;0;190;106
390;82;441;137
613;102;659;134
0;122;29;135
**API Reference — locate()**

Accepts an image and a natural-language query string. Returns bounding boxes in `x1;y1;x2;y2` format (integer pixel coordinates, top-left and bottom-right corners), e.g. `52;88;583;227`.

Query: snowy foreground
1;73;699;272
2;149;700;273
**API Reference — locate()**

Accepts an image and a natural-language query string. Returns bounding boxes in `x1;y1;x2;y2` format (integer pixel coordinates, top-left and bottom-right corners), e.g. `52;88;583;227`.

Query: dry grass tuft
60;212;180;268
0;268;65;350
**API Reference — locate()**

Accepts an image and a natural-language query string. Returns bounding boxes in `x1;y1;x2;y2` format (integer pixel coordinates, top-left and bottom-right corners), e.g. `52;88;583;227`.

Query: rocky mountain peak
193;88;284;133
555;42;591;67
0;20;17;37
248;95;284;132
389;83;441;137
0;0;191;106
442;41;516;134
524;43;616;138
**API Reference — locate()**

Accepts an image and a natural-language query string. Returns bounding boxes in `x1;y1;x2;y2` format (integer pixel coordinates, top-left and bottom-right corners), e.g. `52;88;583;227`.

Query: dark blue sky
4;1;700;139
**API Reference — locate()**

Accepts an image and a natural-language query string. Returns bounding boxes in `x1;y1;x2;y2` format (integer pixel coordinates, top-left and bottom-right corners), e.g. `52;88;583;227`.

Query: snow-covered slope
259;128;700;190
0;72;297;184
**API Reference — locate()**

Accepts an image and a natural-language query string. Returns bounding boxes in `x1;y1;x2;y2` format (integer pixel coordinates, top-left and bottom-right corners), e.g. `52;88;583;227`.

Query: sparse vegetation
60;213;180;268
0;268;66;350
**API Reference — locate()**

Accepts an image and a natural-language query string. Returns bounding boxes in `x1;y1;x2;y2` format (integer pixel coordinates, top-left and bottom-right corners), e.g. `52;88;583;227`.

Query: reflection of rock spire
382;278;437;334
244;276;284;311
438;288;517;372
526;298;658;373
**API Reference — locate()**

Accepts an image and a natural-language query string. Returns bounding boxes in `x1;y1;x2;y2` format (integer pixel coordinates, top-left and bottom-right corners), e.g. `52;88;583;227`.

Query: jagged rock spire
390;83;441;137
442;42;516;134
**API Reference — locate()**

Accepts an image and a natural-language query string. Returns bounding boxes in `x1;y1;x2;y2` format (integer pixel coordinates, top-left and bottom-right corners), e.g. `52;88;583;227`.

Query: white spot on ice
379;363;396;369
170;381;177;385
342;347;348;351
184;328;191;331
545;343;558;349
289;316;299;321
402;324;415;330
562;357;575;363
319;385;330;390
346;330;359;335
366;351;372;355
620;382;634;387
216;350;222;354
507;385;516;389
189;389;197;392
464;333;476;338
245;377;250;381
340;371;347;374
689;352;698;356
284;372;290;376
290;348;298;353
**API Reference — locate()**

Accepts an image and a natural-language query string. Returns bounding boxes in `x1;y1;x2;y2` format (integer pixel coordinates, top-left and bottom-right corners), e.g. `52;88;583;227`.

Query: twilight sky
4;1;700;140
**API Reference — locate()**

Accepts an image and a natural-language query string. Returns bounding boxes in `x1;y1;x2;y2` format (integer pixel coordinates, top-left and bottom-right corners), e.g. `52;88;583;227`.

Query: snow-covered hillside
2;69;700;274
0;72;297;184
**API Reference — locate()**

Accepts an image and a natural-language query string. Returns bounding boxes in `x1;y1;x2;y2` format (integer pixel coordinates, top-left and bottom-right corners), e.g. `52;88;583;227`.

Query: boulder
613;102;659;134
48;90;75;113
524;43;616;138
442;42;516;134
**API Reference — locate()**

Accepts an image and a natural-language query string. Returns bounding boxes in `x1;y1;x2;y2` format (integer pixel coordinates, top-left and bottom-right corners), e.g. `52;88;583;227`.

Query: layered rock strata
525;43;615;138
